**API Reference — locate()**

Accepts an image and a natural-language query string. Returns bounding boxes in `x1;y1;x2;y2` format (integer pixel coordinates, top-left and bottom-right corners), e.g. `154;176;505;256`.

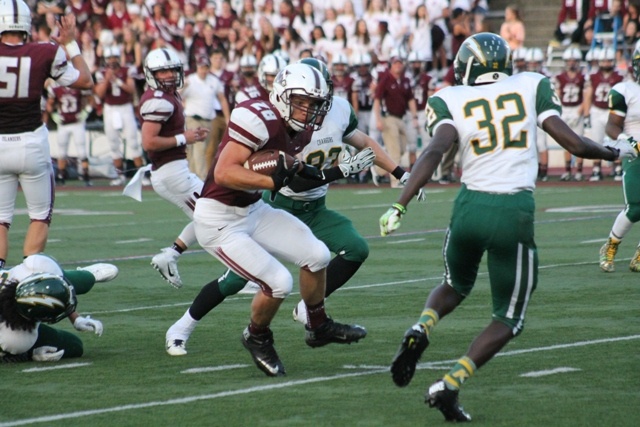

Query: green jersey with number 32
279;96;358;200
426;72;562;193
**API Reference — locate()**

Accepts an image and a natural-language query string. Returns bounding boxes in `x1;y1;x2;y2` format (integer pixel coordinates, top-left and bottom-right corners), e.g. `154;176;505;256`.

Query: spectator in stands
280;27;306;63
426;0;450;76
450;8;472;58
80;29;98;75
292;1;317;44
624;2;640;48
328;24;351;63
276;0;296;34
258;16;280;55
500;4;525;51
337;1;358;31
310;25;331;59
67;0;93;34
554;0;590;45
365;0;390;38
408;4;433;69
188;22;225;71
375;20;396;64
387;0;410;44
322;7;339;44
349;19;375;58
215;0;237;41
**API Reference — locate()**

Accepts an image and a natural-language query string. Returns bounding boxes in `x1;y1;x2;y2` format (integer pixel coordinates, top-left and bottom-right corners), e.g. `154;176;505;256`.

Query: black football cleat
305;318;367;348
390;323;429;387
241;327;285;377
425;380;472;422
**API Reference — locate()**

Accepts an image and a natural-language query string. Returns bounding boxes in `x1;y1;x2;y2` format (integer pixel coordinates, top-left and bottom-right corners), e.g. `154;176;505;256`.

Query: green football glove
379;203;407;236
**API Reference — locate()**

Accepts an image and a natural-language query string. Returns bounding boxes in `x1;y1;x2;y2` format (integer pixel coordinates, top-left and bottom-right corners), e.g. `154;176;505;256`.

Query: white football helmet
351;52;372;67
331;53;349;77
258;54;287;91
596;46;616;61
270;63;331;132
272;49;290;65
562;47;583;61
0;0;31;36
144;48;184;92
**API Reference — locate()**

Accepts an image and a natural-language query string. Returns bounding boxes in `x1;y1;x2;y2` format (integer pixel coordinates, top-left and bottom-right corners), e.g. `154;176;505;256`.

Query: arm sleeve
287;167;345;192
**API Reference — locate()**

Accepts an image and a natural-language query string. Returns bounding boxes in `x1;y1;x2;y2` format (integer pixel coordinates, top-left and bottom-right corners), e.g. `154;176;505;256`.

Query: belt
272;194;325;212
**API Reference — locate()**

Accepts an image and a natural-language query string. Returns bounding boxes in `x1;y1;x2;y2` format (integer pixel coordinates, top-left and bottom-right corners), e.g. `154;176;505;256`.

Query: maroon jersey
375;72;415;118
200;99;313;207
351;72;374;111
235;83;269;103
553;70;586;107
139;89;187;170
95;66;136;105
587;70;624;109
48;85;84;124
332;75;354;102
0;42;68;133
412;72;434;111
212;69;236;109
67;0;93;32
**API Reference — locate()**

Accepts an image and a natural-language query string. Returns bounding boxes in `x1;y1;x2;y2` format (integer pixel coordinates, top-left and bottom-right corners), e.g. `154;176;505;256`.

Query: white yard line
4;335;639;427
21;362;92;373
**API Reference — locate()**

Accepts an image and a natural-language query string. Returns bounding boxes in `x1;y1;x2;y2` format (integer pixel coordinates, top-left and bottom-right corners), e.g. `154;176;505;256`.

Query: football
244;149;297;175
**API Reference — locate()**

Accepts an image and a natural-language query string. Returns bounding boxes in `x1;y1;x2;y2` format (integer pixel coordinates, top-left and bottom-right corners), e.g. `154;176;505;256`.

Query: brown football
244;149;297;175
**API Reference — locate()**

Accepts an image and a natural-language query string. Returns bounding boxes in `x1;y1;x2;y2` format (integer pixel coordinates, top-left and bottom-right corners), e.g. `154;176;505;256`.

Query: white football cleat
292;300;308;326
109;176;126;186
151;247;182;289
78;263;119;283
238;281;260;294
166;338;187;356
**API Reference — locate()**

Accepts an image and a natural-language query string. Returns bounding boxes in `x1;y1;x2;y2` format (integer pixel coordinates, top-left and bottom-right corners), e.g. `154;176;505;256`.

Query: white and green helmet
454;33;513;86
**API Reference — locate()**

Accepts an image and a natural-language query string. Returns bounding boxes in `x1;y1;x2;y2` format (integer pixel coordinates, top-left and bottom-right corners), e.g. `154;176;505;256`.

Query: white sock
167;310;198;340
611;211;634;241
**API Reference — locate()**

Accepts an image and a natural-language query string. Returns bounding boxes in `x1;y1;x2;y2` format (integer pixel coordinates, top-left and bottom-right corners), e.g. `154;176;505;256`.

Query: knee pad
342;237;369;263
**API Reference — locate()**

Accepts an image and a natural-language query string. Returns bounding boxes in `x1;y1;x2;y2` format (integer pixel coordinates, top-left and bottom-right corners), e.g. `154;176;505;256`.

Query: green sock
418;308;439;338
443;356;477;390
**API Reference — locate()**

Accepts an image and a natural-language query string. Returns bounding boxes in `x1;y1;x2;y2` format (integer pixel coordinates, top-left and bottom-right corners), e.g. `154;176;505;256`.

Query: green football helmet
14;273;77;324
454;32;513;86
632;41;640;83
297;57;334;98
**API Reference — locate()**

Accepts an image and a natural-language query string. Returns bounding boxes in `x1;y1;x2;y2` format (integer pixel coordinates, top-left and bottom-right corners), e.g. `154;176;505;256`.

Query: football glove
338;147;376;177
77;106;92;122
399;172;427;202
73;315;104;336
32;346;65;362
583;115;591;129
379;203;407;236
50;112;63;125
271;154;300;191
603;133;639;160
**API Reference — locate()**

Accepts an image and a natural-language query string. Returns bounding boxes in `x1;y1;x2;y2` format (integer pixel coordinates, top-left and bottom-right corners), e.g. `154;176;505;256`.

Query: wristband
175;134;187;146
65;41;81;59
391;166;406;180
392;203;407;214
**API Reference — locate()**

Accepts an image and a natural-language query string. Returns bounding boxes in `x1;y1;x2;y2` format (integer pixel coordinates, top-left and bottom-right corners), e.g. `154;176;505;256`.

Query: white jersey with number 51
426;72;562;194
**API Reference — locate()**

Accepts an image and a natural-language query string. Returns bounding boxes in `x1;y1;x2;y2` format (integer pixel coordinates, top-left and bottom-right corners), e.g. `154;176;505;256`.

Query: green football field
1;182;639;426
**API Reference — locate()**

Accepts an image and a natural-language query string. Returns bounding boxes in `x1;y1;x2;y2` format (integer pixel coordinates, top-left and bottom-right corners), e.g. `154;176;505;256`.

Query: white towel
122;164;152;202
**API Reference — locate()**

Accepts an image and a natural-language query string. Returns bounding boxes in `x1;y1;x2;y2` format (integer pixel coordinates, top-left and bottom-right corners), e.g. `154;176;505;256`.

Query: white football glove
73;316;103;336
603;133;639;160
379;203;407;236
399;172;427;202
32;346;65;362
338;147;376;177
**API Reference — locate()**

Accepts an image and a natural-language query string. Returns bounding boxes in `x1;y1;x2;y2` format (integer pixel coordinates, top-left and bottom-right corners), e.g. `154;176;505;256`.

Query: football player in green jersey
598;42;640;273
379;33;638;422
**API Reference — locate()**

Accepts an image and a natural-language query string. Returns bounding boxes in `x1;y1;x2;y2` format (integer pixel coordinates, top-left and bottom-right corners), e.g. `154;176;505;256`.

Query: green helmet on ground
14;273;77;324
454;32;513;86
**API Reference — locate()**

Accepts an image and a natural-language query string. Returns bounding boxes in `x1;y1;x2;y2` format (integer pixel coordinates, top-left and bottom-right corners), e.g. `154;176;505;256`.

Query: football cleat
292;300;308;325
166;338;187;356
390;323;429;387
151;247;182;288
77;263;119;283
630;246;640;272
559;172;571;181
589;171;602;182
614;165;623;181
241;327;285;377
305;318;367;348
599;238;620;273
574;172;583;181
425;380;472;422
238;282;260;295
109;175;126;186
